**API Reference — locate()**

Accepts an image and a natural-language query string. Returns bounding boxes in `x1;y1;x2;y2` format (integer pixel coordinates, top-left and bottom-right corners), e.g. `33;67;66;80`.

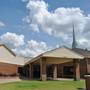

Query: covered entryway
33;65;40;79
26;47;84;81
18;64;30;79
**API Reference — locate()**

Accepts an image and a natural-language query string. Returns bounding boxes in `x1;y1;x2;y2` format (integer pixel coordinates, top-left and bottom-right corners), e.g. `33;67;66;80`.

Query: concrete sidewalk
0;77;21;84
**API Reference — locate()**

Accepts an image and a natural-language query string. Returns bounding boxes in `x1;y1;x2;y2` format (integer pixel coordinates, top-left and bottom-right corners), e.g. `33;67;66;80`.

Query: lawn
0;80;85;90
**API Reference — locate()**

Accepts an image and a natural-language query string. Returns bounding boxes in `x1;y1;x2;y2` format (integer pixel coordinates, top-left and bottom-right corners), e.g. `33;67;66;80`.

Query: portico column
53;64;57;80
29;63;33;79
40;57;47;81
73;59;80;81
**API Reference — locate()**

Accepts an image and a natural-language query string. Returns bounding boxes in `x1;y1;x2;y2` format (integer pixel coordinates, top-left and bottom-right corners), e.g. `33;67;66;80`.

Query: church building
22;27;90;81
0;27;90;81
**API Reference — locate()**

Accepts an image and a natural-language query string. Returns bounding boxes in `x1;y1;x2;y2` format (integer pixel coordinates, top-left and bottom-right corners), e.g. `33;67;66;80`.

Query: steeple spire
72;24;77;49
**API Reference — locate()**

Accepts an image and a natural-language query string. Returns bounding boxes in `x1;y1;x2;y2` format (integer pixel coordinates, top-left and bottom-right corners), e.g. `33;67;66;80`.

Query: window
63;66;73;75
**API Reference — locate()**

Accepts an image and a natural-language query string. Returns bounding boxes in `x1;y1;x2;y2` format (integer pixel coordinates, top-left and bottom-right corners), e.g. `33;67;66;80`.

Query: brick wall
57;62;73;78
57;60;87;78
87;59;90;74
80;59;87;78
0;62;19;77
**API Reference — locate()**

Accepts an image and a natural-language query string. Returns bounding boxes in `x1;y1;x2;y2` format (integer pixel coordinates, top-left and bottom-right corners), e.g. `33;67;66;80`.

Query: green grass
0;80;85;90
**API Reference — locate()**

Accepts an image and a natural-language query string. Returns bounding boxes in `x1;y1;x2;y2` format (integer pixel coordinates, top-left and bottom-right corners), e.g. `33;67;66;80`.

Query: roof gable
42;46;84;59
0;44;16;58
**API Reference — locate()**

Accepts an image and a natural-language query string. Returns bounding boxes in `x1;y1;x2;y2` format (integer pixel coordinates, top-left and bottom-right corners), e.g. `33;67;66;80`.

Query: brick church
23;28;90;81
0;28;90;81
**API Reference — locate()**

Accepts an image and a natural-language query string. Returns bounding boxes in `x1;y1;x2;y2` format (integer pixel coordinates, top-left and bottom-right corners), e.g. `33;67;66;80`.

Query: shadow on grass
77;88;86;90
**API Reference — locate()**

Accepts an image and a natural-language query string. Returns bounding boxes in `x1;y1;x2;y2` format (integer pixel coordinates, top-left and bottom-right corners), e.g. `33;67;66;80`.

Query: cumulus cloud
0;32;50;57
13;40;50;57
78;38;88;45
23;0;87;37
0;32;25;48
78;37;90;49
0;21;5;27
22;0;90;49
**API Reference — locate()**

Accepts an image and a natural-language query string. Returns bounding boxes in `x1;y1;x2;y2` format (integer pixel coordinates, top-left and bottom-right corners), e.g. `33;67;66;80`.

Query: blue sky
45;0;90;13
0;0;90;57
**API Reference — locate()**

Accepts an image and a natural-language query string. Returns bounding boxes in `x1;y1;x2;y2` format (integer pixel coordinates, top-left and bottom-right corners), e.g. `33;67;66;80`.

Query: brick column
29;63;33;79
53;64;57;80
73;59;80;81
86;58;90;74
40;57;47;81
85;75;90;90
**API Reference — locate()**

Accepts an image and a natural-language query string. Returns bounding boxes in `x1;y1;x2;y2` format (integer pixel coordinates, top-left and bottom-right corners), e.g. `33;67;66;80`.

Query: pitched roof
0;44;16;56
26;46;84;64
42;46;84;59
12;56;32;65
0;44;33;65
0;55;32;66
72;48;90;58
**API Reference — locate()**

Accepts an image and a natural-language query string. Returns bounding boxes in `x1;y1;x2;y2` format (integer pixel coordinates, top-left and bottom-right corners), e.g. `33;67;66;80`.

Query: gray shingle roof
72;48;90;58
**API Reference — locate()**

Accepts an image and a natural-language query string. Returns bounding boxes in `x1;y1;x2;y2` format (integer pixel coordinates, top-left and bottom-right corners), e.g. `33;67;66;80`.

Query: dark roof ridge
73;47;90;52
0;44;16;56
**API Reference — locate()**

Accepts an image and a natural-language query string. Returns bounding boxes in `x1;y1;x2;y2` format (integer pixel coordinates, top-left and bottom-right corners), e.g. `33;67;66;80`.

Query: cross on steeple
72;25;77;49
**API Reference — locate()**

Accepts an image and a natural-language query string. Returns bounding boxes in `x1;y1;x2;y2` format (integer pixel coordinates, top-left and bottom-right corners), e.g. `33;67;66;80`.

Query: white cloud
78;38;88;45
27;40;48;50
23;0;90;49
23;0;86;36
77;38;90;49
13;39;50;57
0;32;50;57
0;32;25;48
0;21;5;27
